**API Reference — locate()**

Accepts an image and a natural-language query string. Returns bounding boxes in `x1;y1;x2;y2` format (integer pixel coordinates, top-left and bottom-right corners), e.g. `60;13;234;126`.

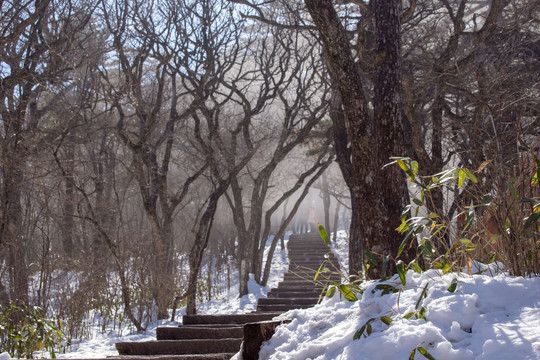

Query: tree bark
305;0;414;278
186;180;230;315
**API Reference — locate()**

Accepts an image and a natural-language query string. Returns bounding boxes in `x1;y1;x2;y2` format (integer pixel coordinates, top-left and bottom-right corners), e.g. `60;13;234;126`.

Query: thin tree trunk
332;201;341;243
186;181;230;315
3;159;29;305
261;155;333;286
320;172;331;231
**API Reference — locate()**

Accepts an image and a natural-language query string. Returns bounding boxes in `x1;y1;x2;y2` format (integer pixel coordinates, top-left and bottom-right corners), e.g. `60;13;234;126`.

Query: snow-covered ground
256;270;540;360
3;230;539;359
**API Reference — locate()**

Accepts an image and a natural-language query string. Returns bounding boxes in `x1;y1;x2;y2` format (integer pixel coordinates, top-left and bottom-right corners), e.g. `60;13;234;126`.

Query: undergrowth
0;301;66;359
314;154;539;360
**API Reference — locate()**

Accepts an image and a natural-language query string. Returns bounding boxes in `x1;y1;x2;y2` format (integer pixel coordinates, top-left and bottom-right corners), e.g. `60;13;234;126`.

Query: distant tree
220;22;334;295
0;0;94;304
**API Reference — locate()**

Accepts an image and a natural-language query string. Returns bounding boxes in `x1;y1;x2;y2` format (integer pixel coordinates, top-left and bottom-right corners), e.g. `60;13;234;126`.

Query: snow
257;270;540;360
12;230;539;359
39;240;289;359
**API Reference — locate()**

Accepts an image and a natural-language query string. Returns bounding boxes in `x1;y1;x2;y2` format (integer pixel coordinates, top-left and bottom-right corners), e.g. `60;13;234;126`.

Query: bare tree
219;23;333;295
0;0;94;304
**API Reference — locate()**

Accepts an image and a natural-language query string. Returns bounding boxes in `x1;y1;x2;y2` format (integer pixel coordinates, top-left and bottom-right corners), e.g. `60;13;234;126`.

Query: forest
0;0;538;354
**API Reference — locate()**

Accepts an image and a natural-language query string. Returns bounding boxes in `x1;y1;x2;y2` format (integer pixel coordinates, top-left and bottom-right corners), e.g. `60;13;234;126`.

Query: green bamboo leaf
313;263;325;281
326;286;337;298
524;213;540;230
534;155;540;183
381;316;393;326
318;224;330;247
396;260;406;286
364;249;378;265
458;169;466;188
397;229;414;257
409;348;417;360
339;284;358;301
411;161;419;176
397;159;408;172
415;282;429;310
398;221;408;233
353;327;364;340
419;306;427;320
417;346;437;360
410;261;423;273
447;278;458;293
366;323;372;336
463;168;478;183
518;198;536;203
373;284;400;295
507;179;519;200
353;318;377;340
482;193;493;205
403;312;415;320
463;211;475;231
413;198;423;206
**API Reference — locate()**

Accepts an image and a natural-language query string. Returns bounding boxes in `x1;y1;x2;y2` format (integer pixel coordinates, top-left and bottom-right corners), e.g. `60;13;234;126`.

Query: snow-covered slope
257;269;540;360
8;231;538;360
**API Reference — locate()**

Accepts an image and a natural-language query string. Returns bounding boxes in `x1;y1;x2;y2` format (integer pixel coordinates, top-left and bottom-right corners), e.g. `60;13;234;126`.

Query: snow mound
259;270;540;360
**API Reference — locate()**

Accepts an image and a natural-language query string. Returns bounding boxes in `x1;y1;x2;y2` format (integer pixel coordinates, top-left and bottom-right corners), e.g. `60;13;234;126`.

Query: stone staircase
114;232;340;360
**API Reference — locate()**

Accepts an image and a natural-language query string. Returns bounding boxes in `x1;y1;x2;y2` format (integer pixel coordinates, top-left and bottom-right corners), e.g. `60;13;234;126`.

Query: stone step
288;256;333;262
116;339;242;356
157;325;243;340
182;312;281;325
275;284;322;292
288;250;328;254
287;246;329;251
289;232;321;241
257;303;314;312
289;263;339;269
283;267;341;281
107;355;235;360
288;257;337;264
290;259;330;264
288;251;336;256
288;240;328;245
277;279;321;286
288;244;329;248
284;274;341;283
267;290;322;298
258;297;319;306
289;264;334;271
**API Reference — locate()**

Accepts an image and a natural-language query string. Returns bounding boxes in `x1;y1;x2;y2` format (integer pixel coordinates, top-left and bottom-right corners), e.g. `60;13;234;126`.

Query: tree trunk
305;0;415;278
332;201;341;243
62;142;75;260
320;172;331;231
186;181;229;315
367;0;415;277
2;156;29;305
260;156;333;285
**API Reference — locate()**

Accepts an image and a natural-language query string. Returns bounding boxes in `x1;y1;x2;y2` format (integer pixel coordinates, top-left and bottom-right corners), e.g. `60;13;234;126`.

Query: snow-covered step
258;297;318;306
257;303;313;312
267;290;322;298
109;355;235;360
283;272;340;280
157;325;243;340
115;339;242;356
182;312;281;325
112;232;340;359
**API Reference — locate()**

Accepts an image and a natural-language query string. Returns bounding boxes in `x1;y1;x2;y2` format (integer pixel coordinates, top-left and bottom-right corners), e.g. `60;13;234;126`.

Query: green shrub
0;301;66;359
392;155;539;276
